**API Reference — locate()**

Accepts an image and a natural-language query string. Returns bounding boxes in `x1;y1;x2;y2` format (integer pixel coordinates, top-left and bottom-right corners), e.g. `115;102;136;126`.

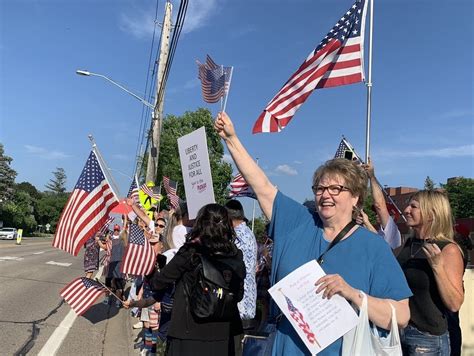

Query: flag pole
364;0;374;162
222;66;234;113
88;134;121;200
157;181;162;212
94;278;122;302
251;158;259;232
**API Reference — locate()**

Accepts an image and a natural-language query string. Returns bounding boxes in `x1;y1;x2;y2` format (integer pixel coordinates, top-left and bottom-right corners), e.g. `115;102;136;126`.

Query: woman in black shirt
397;190;464;355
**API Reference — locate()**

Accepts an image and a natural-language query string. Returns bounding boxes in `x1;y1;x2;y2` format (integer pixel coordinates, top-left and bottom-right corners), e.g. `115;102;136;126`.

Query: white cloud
385;144;474;158
182;0;220;34
24;145;70;160
293;160;303;164
275;164;298;176
119;0;220;39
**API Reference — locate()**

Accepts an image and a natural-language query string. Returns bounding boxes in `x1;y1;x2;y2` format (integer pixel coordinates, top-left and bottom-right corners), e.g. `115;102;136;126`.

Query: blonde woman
397;190;464;355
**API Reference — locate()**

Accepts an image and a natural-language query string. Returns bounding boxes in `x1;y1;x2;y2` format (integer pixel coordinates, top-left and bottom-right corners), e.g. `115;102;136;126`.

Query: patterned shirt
234;221;257;320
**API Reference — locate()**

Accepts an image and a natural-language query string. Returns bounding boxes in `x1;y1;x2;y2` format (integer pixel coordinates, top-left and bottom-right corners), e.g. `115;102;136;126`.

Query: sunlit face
315;174;359;222
404;199;423;228
155;219;166;234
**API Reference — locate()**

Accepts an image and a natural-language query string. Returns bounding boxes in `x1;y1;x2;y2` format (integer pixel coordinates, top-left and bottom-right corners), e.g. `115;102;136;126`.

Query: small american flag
120;223;156;276
140;184;162;201
284;294;320;347
197;55;232;103
97;216;114;237
253;0;368;133
229;173;257;199
163;176;179;209
60;277;107;316
334;138;361;162
53;150;118;256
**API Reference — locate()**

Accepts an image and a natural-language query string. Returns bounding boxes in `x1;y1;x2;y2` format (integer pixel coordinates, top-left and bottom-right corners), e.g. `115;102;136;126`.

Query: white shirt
172;224;190;249
378;216;402;249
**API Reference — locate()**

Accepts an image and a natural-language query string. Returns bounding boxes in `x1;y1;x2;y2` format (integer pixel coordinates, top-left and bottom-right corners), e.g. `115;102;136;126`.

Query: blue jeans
401;324;450;355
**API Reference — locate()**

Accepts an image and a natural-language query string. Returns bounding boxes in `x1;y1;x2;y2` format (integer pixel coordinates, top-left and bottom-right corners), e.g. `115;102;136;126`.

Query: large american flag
120;223;156;276
253;0;368;133
60;277;107;316
53;150;118;256
284;294;320;347
197;55;232;103
163;176;179;209
229;173;257;199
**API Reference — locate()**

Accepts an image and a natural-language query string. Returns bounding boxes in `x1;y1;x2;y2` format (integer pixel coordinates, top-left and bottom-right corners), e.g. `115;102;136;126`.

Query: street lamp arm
76;69;155;110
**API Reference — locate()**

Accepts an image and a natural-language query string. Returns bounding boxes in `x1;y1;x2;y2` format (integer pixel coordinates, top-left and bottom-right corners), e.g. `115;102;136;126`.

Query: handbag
342;291;402;356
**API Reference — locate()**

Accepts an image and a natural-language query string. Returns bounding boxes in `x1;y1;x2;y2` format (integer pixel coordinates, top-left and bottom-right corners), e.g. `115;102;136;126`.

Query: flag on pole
334;138;362;162
127;176;140;203
163;176;179;209
120;223;156;276
60;277;107;316
97;216;114;237
229;173;257;199
197;55;232;103
53;150;118;256
253;0;368;133
140;183;163;201
334;137;406;222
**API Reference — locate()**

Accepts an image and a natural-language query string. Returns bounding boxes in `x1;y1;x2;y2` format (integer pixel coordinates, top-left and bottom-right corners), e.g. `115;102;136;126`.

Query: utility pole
146;0;173;183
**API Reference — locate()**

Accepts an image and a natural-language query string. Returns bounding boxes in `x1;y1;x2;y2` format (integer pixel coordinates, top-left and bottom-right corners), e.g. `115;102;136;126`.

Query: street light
75;69;155;110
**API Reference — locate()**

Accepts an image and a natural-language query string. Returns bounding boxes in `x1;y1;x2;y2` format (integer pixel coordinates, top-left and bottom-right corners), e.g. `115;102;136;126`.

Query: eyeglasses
157;224;166;228
312;184;350;196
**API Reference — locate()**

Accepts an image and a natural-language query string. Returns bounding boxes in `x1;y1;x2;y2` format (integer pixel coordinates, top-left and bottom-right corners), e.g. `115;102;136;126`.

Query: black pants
447;311;462;356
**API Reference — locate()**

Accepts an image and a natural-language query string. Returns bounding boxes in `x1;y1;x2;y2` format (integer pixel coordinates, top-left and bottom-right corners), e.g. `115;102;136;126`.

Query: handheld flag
197;55;232;104
140;183;163;201
253;0;368;133
53;150;118;256
229;173;257;199
60;277;107;316
120;223;156;276
97;216;114;237
163;176;179;209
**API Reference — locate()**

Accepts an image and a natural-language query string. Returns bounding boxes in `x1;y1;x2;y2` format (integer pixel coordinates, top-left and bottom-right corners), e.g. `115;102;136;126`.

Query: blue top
269;192;412;356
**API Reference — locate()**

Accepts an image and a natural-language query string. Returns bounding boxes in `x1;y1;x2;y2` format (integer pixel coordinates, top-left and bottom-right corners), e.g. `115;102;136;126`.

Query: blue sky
1;0;473;217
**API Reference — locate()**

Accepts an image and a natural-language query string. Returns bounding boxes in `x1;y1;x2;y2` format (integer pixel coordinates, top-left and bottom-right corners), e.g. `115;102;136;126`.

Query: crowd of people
78;110;471;356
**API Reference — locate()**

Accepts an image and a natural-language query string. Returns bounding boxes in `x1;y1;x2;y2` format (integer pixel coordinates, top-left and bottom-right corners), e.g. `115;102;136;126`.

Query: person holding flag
361;159;402;249
214;111;411;356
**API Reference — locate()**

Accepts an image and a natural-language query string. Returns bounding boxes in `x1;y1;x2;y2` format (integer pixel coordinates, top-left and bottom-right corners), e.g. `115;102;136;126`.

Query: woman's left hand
315;274;358;302
422;242;444;270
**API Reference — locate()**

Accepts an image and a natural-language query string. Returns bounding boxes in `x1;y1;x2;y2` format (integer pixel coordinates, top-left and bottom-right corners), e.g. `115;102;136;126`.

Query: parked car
0;228;18;240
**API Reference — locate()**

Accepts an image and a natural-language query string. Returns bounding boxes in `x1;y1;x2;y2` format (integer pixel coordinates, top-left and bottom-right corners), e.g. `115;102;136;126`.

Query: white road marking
38;266;104;356
0;256;24;261
46;261;72;267
33;251;46;255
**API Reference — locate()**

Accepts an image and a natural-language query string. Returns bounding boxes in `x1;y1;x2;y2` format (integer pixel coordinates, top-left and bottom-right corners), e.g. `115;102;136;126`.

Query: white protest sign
269;260;358;355
177;126;215;219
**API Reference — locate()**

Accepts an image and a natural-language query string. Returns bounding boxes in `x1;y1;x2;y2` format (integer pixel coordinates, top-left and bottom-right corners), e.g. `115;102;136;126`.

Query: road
0;237;138;356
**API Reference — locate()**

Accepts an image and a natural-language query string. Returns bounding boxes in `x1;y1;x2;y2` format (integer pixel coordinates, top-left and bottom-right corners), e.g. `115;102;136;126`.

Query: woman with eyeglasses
214;112;411;356
397;190;464;355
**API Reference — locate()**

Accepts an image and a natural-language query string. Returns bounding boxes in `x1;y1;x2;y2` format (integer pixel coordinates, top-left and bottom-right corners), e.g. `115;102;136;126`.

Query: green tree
16;181;42;200
155;108;233;205
441;177;474;218
252;215;269;243
424;176;436;190
45;167;67;194
35;192;69;232
1;190;37;233
0;143;17;203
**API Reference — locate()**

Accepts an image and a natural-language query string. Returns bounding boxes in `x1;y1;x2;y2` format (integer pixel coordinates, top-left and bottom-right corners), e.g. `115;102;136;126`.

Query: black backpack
184;254;239;320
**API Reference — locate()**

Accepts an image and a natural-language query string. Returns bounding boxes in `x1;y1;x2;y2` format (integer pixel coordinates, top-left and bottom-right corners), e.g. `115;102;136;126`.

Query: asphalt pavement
0;237;139;355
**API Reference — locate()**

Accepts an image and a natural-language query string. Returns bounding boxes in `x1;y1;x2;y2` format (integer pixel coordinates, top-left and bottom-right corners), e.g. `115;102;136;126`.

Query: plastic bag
342;291;402;356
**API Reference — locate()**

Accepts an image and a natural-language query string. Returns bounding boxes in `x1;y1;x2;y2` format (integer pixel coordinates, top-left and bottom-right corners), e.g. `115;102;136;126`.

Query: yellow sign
16;229;23;245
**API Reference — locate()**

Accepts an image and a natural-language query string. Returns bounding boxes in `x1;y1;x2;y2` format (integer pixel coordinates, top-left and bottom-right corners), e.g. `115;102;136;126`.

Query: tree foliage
155;108;233;205
0;143;17;203
441;177;474;218
424;176;436;190
45;167;67;194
